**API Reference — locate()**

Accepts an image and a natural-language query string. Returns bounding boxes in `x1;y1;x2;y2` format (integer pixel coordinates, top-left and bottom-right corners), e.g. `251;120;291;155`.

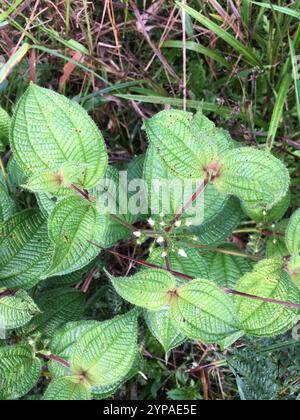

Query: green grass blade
289;36;300;127
266;73;292;151
0;43;30;85
0;0;23;23
251;1;300;19
176;2;262;67
163;40;232;69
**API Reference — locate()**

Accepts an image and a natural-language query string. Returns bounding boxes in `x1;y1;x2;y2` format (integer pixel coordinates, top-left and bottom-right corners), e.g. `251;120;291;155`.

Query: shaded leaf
43;376;91;401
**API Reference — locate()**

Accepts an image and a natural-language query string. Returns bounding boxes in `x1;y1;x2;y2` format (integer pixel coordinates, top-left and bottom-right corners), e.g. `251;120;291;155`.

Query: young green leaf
285;209;300;255
0;345;42;400
215;148;290;209
234;258;300;336
0;289;39;331
43;376;91;401
11;84;108;189
170;279;239;343
0;210;53;289
109;269;177;310
47;195;108;276
287;255;300;290
144;308;186;353
70;311;138;386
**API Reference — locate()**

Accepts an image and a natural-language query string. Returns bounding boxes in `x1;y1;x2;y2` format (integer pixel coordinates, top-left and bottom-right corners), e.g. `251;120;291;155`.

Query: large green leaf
201;245;255;289
70;311;138;386
0;174;16;222
285;209;300;255
170;279;239;343
234;258;300;336
11;84;108;190
43;376;91;401
22;289;85;338
47;195;108;276
0;289;39;332
144;110;236;181
109;269;176;310
0;345;42;400
0;210;53;289
0;106;10;151
144;308;186;353
216;148;290;209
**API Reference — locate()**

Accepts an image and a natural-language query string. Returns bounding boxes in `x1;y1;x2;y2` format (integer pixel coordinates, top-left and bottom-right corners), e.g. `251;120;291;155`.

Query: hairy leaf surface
11;84;108;189
0;290;39;331
43;376;91;401
285;209;300;255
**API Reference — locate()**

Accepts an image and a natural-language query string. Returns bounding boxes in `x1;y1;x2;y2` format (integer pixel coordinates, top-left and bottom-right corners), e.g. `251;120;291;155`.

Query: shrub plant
0;84;300;400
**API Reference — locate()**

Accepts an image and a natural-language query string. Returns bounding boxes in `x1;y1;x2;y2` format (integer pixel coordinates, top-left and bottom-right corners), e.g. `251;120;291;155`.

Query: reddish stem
38;353;70;369
89;242;300;311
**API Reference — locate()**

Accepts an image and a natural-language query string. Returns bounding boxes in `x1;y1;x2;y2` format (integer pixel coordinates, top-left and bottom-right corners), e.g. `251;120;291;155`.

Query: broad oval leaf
70;311;138;386
285;209;300;255
216;148;290;209
241;190;290;223
0;210;53;289
234;258;300;336
109;269;176;310
0;345;42;400
47;195;108;276
43;376;91;401
0;289;39;330
170;279;239;343
11;84;108;189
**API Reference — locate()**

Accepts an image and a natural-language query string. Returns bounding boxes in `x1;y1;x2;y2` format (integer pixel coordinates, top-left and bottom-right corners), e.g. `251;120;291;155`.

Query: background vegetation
1;0;300;400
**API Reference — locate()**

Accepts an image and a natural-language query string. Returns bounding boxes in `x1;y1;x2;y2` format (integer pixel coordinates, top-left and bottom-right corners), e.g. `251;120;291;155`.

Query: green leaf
170;279;239;343
216;148;290;209
43;376;91;401
23;163;92;194
143;110;203;179
144;308;186;353
285;209;300;255
48;321;98;378
6;156;26;192
241;190;290;223
251;1;300;19
201;245;255;289
0;174;16;222
287;255;300;290
109;269;176;310
70;311;138;386
11;84;108;189
22;289;85;338
0;210;53;289
0;345;42;400
0;106;10;150
47;195;108;276
0;289;39;331
234;258;300;336
143;110;236;181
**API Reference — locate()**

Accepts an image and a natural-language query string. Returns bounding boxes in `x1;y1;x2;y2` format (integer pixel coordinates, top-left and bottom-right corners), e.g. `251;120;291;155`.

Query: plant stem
177;240;262;261
89;243;300;310
65;0;70;35
37;352;70;369
165;180;208;233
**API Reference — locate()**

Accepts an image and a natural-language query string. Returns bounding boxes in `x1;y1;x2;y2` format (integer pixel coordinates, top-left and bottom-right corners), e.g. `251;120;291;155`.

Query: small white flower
148;218;155;227
178;249;188;258
133;231;142;238
273;239;277;245
157;236;165;244
262;210;267;216
271;224;276;229
175;220;182;227
186;221;193;227
161;252;167;258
